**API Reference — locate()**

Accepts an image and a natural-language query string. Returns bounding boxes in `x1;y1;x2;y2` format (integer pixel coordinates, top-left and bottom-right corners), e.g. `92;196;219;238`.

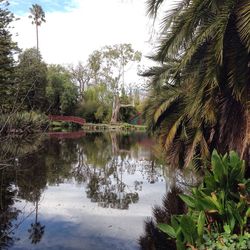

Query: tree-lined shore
0;1;144;136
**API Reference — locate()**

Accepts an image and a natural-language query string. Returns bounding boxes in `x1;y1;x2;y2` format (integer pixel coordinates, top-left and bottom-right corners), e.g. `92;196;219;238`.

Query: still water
0;132;169;250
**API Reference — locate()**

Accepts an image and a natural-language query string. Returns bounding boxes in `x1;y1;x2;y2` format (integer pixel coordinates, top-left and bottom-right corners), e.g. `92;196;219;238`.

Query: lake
0;132;169;250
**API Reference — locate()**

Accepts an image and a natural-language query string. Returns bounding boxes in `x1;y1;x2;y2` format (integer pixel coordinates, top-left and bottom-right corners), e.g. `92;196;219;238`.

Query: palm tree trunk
245;86;250;167
241;84;250;168
36;24;39;55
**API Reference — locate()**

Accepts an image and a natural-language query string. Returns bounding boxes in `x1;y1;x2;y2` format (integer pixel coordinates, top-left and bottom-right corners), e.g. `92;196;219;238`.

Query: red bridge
48;115;86;125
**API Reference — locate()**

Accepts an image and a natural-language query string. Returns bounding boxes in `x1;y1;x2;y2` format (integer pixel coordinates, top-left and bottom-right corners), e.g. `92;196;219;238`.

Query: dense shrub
0;112;49;135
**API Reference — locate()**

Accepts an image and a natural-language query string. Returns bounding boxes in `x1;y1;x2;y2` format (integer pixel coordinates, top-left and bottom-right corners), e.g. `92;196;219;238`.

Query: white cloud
13;0;154;65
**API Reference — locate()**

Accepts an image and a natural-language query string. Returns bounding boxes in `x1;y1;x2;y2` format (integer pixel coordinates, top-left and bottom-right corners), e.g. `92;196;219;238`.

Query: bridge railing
48;115;86;125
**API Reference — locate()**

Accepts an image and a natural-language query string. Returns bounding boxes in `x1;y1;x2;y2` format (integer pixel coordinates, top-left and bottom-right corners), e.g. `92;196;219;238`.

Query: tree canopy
0;0;19;113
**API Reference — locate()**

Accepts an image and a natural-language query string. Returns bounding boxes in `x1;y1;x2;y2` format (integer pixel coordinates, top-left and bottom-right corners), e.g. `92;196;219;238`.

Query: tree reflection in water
0;132;166;248
70;132;164;209
0;136;46;249
0;136;46;248
0;175;20;249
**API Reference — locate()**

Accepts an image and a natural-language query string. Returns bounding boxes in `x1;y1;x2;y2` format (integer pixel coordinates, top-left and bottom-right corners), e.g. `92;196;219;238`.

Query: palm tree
144;0;250;169
29;4;46;53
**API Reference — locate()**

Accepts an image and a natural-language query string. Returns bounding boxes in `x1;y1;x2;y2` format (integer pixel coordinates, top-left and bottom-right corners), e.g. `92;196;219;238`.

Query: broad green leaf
229;151;240;168
176;240;186;250
180;215;196;244
211;150;226;182
157;223;176;238
246;207;250;217
223;224;231;234
179;194;196;208
171;216;180;230
197;211;205;238
205;196;222;213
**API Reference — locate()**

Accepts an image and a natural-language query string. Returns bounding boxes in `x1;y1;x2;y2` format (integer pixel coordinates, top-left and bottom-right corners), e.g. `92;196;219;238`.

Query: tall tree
87;44;141;124
17;48;47;111
0;0;19;113
144;0;250;168
68;62;90;95
29;4;45;53
46;64;78;115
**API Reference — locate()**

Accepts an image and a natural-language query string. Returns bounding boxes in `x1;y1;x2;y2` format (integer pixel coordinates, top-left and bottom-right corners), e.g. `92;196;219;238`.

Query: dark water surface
0;132;168;250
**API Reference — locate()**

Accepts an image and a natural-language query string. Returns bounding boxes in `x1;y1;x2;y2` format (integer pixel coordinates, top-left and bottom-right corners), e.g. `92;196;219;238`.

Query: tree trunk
110;95;134;124
110;95;120;124
36;24;39;55
242;84;250;174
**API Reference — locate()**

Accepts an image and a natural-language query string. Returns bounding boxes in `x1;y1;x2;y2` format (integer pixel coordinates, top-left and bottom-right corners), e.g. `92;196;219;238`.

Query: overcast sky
9;0;156;65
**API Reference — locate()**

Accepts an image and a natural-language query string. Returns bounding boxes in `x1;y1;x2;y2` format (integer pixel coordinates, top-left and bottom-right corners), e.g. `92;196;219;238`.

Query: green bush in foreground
158;150;250;250
200;232;250;250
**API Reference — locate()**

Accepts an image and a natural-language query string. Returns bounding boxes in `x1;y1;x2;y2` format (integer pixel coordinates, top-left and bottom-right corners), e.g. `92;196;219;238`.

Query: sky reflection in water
1;132;168;250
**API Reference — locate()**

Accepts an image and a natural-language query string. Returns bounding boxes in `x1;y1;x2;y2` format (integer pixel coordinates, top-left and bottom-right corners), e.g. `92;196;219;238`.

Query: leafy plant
158;150;250;249
200;232;250;250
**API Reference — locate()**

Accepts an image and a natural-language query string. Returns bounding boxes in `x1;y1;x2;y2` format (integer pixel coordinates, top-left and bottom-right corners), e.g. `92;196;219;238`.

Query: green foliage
119;92;137;122
46;64;78;115
76;84;112;123
158;150;250;250
0;111;49;135
200;232;250;250
50;120;79;131
86;44;142;124
87;44;141;91
16;48;47;111
0;1;19;113
60;81;78;115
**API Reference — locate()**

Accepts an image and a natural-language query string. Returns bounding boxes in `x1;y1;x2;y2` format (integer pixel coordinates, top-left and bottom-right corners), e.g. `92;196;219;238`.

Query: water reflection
0;170;20;249
0;132;167;249
0;135;47;249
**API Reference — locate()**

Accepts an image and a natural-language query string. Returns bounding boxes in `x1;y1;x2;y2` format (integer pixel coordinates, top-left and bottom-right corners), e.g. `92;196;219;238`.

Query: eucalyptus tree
29;4;45;53
68;62;90;95
144;0;250;168
87;44;142;123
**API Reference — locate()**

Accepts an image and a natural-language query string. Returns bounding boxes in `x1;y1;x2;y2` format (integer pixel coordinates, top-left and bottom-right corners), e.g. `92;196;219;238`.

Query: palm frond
153;95;179;124
184;128;202;168
164;116;184;149
236;0;250;52
146;0;164;18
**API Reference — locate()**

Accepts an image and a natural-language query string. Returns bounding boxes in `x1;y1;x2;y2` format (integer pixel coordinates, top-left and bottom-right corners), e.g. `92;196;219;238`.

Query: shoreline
80;123;146;132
